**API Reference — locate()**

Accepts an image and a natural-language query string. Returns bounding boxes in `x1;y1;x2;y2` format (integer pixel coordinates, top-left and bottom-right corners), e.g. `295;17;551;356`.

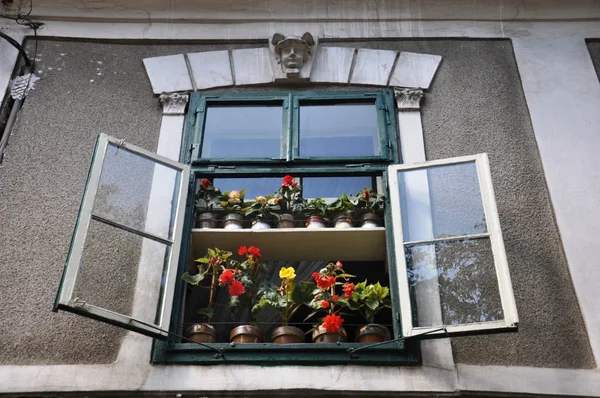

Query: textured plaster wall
0;39;593;369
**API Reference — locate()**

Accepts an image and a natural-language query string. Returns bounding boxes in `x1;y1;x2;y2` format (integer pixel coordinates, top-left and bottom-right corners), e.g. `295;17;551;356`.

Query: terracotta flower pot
360;212;380;228
311;325;348;344
196;212;218;229
271;326;305;344
305;215;327;228
276;213;295;228
355;324;391;343
223;213;244;229
230;325;262;344
184;323;217;343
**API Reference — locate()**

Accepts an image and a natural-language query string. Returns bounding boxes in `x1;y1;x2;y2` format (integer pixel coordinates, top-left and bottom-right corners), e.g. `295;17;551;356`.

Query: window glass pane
299;102;379;157
405;238;504;327
398;162;486;242
72;219;171;326
212;177;282;200
303;176;372;198
202;104;283;159
93;144;181;241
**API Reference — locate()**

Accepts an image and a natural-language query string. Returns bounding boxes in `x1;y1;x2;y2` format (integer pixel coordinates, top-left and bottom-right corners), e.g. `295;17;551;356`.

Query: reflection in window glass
299;102;379;157
212;177;282;200
303;176;373;198
202;104;283;159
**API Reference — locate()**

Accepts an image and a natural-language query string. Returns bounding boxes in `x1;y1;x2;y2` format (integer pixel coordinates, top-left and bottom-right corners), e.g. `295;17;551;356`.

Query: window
54;89;518;366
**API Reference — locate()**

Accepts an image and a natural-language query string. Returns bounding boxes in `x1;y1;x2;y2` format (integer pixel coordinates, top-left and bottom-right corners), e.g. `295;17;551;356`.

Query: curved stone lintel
159;92;189;115
394;88;424;111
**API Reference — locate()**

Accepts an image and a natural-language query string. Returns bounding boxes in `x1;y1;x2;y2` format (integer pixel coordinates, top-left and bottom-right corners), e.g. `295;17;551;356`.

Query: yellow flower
256;196;267;205
228;190;241;200
279;266;296;281
268;197;280;205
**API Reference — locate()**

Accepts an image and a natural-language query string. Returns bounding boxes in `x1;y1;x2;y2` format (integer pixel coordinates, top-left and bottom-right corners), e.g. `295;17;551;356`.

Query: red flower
219;269;235;285
201;178;210;189
247;246;261;258
363;189;370;200
314;294;320;300
323;314;344;333
343;282;355;299
316;276;335;290
238;246;247;256
228;280;245;296
332;295;339;301
312;272;320;280
282;175;297;187
321;301;329;309
335;261;343;268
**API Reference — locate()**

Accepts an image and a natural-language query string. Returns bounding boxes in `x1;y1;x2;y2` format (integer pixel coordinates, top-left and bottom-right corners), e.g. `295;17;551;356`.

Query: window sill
191;227;387;261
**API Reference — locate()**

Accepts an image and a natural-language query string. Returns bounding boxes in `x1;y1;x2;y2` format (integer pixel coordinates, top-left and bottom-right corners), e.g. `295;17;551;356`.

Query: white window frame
54;133;190;339
388;153;519;338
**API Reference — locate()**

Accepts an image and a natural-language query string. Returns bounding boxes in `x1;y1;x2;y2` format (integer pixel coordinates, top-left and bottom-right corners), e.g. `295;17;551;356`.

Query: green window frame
154;89;421;365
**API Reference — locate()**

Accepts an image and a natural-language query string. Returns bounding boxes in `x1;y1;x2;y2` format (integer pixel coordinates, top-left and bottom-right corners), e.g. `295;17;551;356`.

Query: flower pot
223;213;244;229
360;212;380;228
230;325;262;344
311;325;348;344
271;326;305;344
333;214;353;229
355;324;391;343
184;323;217;343
251;218;271;230
196;212;218;229
276;213;295;228
305;215;327;229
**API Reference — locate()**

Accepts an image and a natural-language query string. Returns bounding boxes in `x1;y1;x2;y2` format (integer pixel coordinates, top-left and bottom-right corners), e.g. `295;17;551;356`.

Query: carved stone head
270;32;317;80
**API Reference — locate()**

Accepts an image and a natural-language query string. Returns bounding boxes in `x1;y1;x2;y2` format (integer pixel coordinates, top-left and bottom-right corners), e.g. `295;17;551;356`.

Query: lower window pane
302;176;373;198
72;219;170;325
405;238;504;328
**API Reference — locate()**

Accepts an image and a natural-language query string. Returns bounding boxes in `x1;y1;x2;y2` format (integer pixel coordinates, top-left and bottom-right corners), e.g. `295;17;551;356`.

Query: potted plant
327;193;356;228
181;247;233;343
300;197;329;228
244;195;281;230
274;175;303;228
220;245;268;343
195;178;222;229
307;261;354;343
347;280;392;342
253;266;317;344
218;188;247;229
353;188;385;228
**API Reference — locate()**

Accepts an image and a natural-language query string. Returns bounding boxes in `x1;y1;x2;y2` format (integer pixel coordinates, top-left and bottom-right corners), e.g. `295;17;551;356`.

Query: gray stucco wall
588;40;600;81
0;38;593;368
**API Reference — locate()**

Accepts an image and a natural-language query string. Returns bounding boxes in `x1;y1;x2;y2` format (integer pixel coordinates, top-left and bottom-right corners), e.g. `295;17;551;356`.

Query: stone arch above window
142;36;442;94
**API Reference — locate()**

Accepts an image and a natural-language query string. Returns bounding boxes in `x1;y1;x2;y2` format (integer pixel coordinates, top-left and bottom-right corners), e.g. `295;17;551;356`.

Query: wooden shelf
190;227;387;261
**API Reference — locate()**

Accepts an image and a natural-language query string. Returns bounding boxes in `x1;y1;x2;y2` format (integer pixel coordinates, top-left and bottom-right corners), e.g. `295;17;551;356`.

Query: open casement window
54;134;190;339
388;154;519;338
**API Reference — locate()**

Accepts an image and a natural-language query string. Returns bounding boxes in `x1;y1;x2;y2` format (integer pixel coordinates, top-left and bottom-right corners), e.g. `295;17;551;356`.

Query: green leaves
181;263;210;286
350;280;392;324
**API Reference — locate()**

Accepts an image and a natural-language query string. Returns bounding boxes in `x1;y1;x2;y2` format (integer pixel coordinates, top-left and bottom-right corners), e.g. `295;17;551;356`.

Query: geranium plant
347;281;392;324
307;261;355;333
218;245;268;323
327;193;356;219
195;178;222;214
353;187;385;213
181;247;232;321
245;195;281;221
219;188;248;214
275;175;304;215
300;197;329;219
253;266;317;326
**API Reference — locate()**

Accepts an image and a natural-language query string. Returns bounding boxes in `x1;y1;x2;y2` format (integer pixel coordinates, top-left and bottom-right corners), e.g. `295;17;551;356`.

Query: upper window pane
302;176;373;198
399;162;487;242
299;102;380;157
201;104;283;159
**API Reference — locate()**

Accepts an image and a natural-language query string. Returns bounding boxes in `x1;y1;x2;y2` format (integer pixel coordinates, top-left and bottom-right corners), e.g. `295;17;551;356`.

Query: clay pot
276;213;295;228
355;324;391;343
305;215;327;228
223;213;244;229
185;323;217;343
196;212;218;229
271;326;305;344
360;212;380;228
312;325;348;344
230;325;262;344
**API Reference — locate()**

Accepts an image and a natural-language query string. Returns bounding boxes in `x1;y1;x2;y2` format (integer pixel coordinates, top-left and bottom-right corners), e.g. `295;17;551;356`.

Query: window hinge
191;107;202;126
